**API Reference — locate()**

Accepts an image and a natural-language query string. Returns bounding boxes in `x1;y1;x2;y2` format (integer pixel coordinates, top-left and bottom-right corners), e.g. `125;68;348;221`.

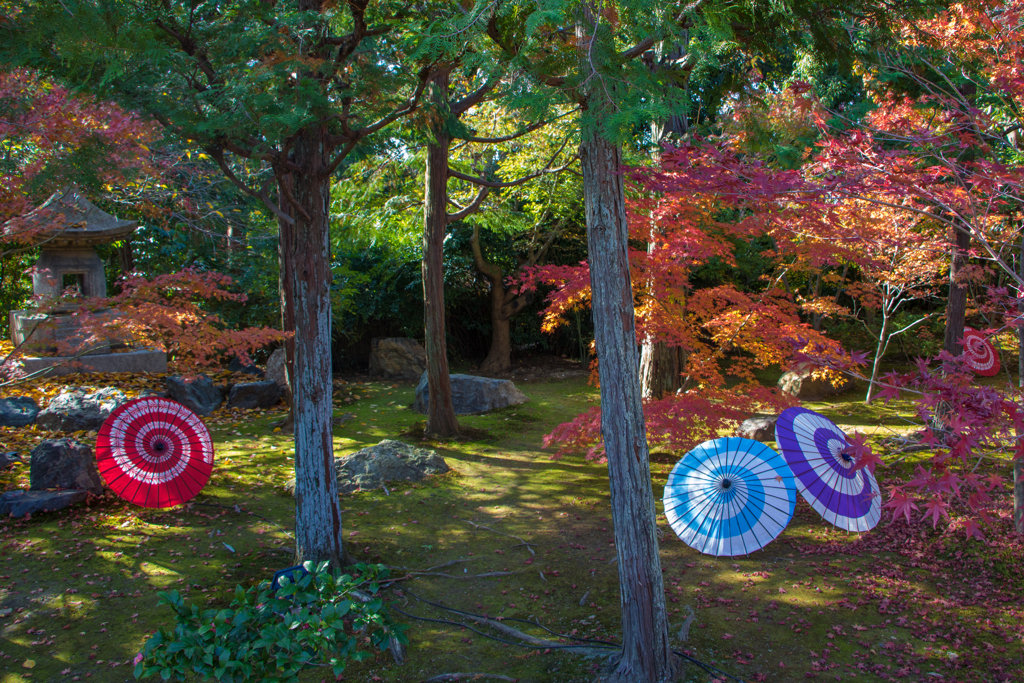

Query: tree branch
451;77;500;115
447;186;491;225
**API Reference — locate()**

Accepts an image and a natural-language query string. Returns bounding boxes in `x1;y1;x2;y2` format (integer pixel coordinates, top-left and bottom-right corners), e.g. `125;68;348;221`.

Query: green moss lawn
1;367;1022;683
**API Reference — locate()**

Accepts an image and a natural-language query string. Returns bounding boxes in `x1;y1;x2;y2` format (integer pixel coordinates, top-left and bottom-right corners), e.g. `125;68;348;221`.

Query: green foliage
0;249;34;313
134;562;406;683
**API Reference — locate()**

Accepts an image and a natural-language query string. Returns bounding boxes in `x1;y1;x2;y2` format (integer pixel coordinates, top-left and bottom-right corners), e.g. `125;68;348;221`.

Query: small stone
736;415;779;443
165;375;223;415
0;396;39;428
227;381;282;409
29;439;104;495
36;387;127;432
1;452;21;470
777;368;849;400
413;372;528;415
228;356;264;378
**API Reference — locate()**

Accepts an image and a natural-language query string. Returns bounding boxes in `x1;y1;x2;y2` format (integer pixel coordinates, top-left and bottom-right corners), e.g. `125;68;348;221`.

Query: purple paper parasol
774;407;880;532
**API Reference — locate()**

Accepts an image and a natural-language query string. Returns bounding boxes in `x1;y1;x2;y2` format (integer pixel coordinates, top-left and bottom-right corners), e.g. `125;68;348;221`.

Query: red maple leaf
882;487;919;523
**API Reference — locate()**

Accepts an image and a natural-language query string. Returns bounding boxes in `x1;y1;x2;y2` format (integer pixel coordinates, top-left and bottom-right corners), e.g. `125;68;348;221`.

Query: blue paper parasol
663;437;796;557
775;407;881;532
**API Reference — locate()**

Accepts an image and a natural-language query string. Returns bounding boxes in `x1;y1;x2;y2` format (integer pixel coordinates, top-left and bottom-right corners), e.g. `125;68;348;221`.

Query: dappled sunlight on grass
0;371;1021;681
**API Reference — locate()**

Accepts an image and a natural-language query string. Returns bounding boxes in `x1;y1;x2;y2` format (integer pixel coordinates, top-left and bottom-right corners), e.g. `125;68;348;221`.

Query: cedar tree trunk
281;126;344;567
422;70;460;437
581;129;675;683
639;341;685;399
276;175;297;421
944;225;971;355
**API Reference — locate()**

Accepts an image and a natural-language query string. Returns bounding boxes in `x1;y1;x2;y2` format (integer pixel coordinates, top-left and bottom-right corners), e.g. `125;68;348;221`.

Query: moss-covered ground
1;365;1022;683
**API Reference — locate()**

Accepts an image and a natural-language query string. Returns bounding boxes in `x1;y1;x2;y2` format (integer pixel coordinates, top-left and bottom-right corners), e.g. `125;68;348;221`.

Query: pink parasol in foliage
961;328;1000;377
95;397;214;508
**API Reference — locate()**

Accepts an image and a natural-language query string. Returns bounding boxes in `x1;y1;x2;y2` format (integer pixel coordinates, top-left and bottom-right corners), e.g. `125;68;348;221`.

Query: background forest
2;1;1024;682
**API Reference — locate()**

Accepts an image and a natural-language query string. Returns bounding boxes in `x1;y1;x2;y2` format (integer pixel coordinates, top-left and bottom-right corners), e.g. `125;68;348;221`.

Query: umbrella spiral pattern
96;397;214;508
962;328;1000;376
775;407;881;532
663;437;796;557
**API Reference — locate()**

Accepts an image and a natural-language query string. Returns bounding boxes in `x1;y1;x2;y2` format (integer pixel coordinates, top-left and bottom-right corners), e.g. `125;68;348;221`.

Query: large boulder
0;490;88;518
0;396;39;428
36;387;127;432
413;372;528;415
287;440;449;495
369;338;427;380
777;369;849;401
227;380;282;409
265;348;288;390
29;439;104;495
736;415;778;443
165;375;223;415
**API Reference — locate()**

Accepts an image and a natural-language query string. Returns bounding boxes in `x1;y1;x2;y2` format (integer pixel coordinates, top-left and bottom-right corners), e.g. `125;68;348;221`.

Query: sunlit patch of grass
1;371;1022;682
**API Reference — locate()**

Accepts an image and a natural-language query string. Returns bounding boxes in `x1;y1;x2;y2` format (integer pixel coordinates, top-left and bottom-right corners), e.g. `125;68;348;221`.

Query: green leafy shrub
134;562;407;683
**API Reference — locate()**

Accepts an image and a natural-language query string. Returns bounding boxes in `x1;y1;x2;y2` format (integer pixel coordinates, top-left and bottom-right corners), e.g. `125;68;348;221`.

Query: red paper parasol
962;327;1000;377
96;397;214;508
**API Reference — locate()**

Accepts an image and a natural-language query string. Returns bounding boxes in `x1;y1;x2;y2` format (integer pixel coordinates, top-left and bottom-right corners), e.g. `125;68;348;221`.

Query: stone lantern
6;188;167;376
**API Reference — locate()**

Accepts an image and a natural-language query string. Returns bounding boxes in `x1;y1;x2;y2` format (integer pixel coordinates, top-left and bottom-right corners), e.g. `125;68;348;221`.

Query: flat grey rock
0;490;88;518
286;440;449;495
165;375;223;415
0;396;39;427
36;387;127;431
227;380;282;409
413;372;528;415
30;439;104;495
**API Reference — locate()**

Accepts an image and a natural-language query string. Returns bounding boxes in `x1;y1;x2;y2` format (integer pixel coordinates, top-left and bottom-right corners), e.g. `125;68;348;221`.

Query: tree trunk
640;75;687;401
866;311;890;404
276;175;297;429
422;70;460;437
480;275;513;374
1016;235;1023;534
581;130;675;683
639;341;685;399
117;240;134;277
944;224;971;355
282;126;344;567
470;225;534;375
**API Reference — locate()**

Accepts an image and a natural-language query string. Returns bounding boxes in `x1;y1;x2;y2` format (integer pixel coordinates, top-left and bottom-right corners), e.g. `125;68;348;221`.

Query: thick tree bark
639;341;685;399
281;126;344;567
581;130;675;683
944;225;971;355
422;70;460;437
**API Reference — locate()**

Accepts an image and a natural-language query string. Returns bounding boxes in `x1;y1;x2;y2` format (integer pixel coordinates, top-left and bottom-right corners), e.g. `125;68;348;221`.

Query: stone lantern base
15;349;168;378
8;309;167;377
